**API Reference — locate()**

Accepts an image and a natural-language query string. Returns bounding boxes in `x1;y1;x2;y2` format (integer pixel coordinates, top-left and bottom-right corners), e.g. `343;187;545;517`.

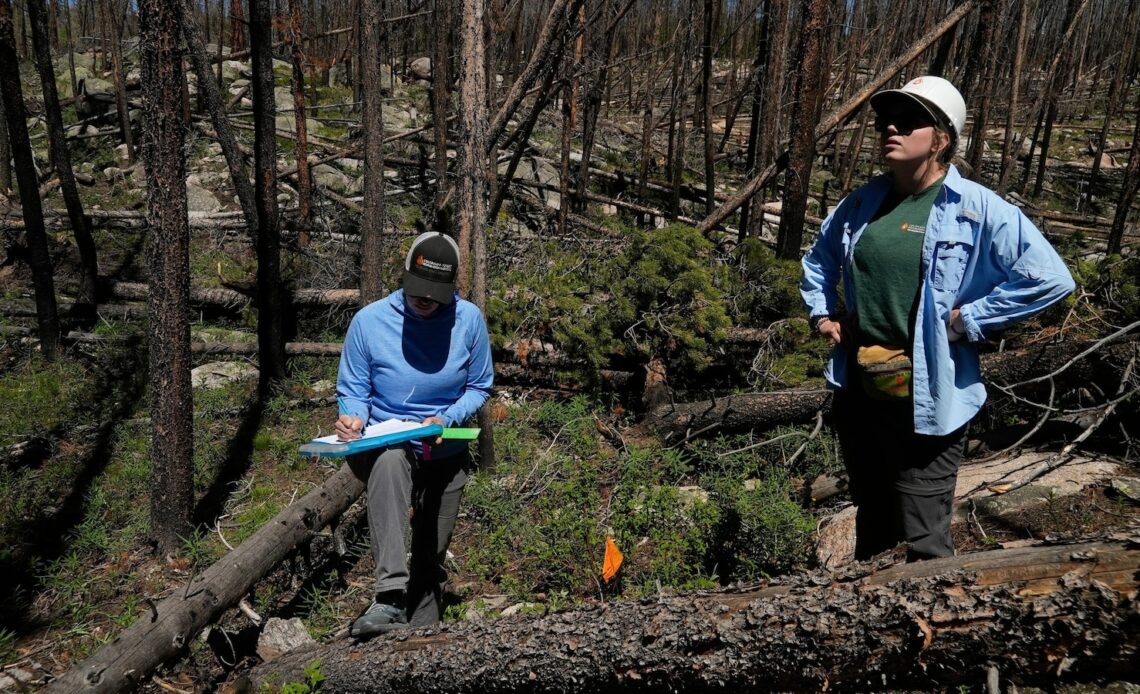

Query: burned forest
1;0;1139;692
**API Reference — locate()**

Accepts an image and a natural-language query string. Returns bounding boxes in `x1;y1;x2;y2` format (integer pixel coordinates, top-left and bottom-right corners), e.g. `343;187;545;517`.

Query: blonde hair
933;125;955;165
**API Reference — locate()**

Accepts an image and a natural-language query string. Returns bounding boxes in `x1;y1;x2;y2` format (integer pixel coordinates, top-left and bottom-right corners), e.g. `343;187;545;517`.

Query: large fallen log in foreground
46;462;366;694
254;535;1140;693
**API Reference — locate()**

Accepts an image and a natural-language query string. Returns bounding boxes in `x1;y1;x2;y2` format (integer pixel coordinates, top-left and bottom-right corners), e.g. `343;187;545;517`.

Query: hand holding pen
334;397;364;441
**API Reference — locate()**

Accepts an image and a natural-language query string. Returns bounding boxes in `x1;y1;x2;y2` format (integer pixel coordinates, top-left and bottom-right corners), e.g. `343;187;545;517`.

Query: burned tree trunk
138;0;194;554
0;0;60;358
700;0;715;216
1108;85;1140;256
256;537;1140;693
178;0;258;236
774;0;827;260
699;0;978;234
358;0;387;303
250;0;287;389
457;0;496;468
229;0;244;52
287;0;312;247
27;0;99;322
486;0;579;151
737;0;786;239
0;93;9;194
101;0;135;163
557;54;573;237
432;0;452;214
996;0;1028;195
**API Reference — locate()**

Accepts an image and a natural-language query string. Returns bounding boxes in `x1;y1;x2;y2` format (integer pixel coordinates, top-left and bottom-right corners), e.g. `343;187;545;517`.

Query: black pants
832;387;966;561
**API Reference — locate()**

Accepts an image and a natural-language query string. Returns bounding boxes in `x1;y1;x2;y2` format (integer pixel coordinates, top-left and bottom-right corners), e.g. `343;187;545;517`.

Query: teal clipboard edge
298;423;443;458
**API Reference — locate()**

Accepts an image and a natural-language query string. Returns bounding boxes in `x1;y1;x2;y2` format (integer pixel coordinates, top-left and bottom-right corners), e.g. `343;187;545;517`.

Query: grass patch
457;396;820;607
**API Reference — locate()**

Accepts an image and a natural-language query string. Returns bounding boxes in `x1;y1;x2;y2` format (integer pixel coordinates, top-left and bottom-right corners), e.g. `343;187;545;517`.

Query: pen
336;397;362;440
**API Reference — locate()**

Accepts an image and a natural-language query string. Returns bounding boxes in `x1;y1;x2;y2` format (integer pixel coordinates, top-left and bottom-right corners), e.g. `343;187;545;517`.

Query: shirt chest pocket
931;223;975;292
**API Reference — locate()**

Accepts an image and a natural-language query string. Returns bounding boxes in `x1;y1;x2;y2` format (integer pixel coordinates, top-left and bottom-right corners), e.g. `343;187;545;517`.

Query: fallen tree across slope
254;534;1140;693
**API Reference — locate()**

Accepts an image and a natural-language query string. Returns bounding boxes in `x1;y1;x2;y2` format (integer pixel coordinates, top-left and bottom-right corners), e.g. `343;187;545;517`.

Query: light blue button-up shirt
801;165;1075;435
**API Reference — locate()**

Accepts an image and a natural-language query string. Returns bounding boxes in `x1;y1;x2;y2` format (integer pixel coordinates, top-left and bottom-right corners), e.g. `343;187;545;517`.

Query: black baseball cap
403;232;460;305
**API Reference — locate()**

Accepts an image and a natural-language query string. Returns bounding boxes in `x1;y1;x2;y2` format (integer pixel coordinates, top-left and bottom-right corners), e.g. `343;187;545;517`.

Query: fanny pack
856;345;912;400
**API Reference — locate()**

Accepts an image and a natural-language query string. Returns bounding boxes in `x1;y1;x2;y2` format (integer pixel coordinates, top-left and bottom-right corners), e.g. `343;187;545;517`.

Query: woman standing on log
335;232;494;636
800;76;1074;560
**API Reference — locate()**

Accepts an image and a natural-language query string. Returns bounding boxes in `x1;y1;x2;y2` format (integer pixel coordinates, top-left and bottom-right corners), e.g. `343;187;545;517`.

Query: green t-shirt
852;175;945;348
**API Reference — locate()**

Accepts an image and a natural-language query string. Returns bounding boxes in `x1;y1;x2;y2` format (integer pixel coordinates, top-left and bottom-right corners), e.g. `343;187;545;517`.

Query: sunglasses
873;111;936;136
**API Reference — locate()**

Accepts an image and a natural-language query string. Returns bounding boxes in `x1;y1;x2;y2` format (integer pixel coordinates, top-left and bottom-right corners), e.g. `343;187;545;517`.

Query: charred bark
1108;84;1140;256
431;0;452;213
0;0;59;358
138;0;194;553
178;0;258;237
0;91;10;193
774;0;827;260
250;0;287;388
358;0;387;304
101;0;135;162
288;0;312;247
996;0;1028;194
255;537;1140;693
27;0;98;321
700;0;979;234
457;0;495;467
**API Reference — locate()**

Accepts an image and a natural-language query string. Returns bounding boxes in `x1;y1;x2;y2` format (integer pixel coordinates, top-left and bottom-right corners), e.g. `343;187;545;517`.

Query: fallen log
649;334;1139;435
254;535;1140;693
45;461;367;694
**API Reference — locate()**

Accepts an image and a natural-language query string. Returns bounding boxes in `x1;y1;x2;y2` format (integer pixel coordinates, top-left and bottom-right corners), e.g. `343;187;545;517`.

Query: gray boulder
312;164;352;193
256;617;315;663
186;181;223;213
221;60;250;81
191;361;259;389
408;56;432;80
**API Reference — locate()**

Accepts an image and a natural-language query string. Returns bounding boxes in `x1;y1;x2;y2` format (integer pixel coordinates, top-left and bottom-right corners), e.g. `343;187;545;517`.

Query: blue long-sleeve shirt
336;289;494;458
801;165;1075;435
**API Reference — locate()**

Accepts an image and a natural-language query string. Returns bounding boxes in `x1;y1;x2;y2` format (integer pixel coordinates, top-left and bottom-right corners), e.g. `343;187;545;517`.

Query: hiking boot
350;600;408;638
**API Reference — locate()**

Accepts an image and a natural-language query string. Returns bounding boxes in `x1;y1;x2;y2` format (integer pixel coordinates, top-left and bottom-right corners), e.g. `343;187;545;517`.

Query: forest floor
1;49;1139;692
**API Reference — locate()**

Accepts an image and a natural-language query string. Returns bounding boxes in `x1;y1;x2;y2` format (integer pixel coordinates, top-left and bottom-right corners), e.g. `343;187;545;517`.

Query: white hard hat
870;76;966;139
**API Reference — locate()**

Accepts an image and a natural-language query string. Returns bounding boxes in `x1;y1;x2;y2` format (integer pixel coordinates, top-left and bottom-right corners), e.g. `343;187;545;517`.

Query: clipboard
298;421;482;458
299;420;443;458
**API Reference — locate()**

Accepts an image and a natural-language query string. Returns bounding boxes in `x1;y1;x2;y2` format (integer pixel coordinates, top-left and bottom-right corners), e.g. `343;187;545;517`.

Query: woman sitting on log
334;232;494;636
800;76;1075;561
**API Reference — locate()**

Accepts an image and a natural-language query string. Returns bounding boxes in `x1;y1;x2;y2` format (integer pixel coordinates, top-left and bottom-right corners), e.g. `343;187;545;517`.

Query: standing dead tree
178;0;258;236
699;0;979;234
457;0;495;466
1109;83;1140;255
358;0;387;304
0;0;60;358
288;0;312;247
137;0;194;554
26;0;99;322
100;0;134;162
774;0;827;259
250;0;287;389
738;0;787;239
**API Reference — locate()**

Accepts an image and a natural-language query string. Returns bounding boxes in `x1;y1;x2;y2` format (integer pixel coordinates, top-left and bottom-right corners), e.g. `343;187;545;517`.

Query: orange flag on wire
602;535;623;583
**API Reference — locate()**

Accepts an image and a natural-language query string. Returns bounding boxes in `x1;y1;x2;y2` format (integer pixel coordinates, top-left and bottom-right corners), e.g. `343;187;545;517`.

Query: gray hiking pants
832;387;966;561
350;445;469;626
